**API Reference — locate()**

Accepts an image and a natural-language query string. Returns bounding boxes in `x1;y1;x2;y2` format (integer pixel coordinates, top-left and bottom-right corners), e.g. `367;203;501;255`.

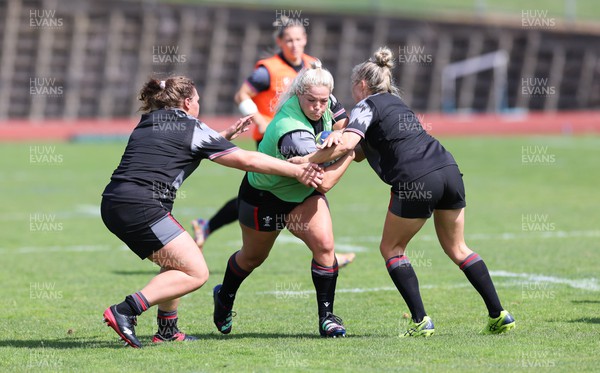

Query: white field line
256;271;599;296
342;230;600;244
226;230;600;252
490;270;600;291
7;230;596;255
0;204;102;221
257;283;471;296
0;245;127;254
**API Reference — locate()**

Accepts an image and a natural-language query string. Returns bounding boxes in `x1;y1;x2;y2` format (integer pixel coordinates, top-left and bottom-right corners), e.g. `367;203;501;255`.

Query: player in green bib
212;61;358;338
248;94;332;202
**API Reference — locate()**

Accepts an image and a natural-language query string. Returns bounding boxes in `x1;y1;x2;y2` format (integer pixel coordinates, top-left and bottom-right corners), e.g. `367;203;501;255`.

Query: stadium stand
0;0;599;121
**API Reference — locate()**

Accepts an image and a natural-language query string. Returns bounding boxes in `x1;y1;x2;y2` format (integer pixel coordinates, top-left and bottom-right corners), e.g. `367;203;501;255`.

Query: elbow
319;185;333;193
317;185;331;194
317;178;335;193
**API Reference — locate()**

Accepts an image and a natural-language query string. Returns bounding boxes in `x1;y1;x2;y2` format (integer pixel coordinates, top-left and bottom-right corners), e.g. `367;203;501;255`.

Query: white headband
159;80;166;89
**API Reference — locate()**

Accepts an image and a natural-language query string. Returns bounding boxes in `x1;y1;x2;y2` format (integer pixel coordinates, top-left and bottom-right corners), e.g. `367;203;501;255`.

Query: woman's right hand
294;163;324;188
221;115;253;140
316;129;344;149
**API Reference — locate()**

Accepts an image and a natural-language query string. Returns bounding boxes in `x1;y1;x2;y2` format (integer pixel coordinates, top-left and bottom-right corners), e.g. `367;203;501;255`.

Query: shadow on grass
571;300;600;304
567;317;600;324
112;270;224;276
0;331;359;350
112;270;158;276
0;337;120;349
169;332;328;340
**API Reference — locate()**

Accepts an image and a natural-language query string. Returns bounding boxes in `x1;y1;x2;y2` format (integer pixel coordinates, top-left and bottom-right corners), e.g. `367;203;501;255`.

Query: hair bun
373;47;394;69
311;59;323;69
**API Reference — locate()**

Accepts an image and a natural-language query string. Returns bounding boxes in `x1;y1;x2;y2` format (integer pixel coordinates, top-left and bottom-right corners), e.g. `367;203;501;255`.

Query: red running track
0;111;599;141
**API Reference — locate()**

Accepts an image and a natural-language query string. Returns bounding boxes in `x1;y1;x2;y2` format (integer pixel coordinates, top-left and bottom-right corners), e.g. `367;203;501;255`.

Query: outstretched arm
317;150;355;193
292;131;362;165
213;149;323;189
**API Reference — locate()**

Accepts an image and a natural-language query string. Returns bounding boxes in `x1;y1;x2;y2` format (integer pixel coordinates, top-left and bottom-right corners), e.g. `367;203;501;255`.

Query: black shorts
389;165;466;219
237;174;323;231
101;198;185;259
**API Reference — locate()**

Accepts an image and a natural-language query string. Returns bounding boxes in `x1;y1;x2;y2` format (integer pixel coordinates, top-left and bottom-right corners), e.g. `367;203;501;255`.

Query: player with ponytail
293;47;516;337
101;75;324;347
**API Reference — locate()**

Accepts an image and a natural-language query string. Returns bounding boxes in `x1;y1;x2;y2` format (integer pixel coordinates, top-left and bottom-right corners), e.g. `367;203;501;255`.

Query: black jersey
346;93;456;187
102;108;238;207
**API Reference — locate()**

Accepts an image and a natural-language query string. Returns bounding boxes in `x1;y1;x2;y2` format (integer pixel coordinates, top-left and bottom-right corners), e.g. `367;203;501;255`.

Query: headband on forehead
159;80;166;89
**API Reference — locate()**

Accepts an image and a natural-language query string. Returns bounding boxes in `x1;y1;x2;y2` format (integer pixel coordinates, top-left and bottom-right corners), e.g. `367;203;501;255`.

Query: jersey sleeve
245;66;270;93
191;121;239;160
279;130;318;159
329;94;347;122
345;99;375;138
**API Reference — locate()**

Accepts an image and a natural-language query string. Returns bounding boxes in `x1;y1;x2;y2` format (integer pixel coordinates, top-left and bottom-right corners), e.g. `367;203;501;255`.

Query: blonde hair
138;76;196;112
351;47;400;97
275;60;334;113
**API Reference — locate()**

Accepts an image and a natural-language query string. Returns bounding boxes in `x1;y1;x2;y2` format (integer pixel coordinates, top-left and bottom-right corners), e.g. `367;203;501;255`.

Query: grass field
1;135;599;372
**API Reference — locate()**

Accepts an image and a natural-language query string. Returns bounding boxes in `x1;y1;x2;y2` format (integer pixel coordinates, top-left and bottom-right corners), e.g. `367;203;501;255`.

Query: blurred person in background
191;16;356;268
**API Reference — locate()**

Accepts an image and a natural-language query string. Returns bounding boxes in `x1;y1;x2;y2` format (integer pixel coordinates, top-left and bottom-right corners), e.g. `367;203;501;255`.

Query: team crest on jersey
263;216;273;227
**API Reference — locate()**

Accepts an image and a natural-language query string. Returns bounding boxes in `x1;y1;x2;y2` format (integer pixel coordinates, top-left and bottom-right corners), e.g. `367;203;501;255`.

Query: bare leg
434;208;504;318
142;231;209;306
433;208;472;264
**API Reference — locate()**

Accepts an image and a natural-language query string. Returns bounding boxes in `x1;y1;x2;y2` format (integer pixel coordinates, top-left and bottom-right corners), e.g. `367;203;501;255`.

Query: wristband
238;98;258;116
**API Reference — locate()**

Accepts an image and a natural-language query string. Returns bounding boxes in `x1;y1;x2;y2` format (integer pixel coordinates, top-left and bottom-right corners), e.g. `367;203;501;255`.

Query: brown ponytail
138;76;196;112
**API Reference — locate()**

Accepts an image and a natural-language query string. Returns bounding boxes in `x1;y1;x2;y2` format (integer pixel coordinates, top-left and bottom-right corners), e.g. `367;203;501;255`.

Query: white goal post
441;50;509;112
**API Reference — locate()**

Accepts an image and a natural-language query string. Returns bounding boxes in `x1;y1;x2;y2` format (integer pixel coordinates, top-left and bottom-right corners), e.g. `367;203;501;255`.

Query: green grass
1;135;599;372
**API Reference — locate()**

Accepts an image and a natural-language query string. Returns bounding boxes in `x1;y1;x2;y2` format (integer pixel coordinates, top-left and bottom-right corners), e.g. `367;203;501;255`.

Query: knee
442;244;471;264
379;242;405;258
238;252;268;271
310;235;335;256
188;268;209;290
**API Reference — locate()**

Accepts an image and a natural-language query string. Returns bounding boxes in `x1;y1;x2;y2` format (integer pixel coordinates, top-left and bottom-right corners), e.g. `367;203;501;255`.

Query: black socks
156;309;179;338
218;251;251;307
460;253;503;318
208;198;238;234
386;255;427;323
311;259;339;318
116;291;149;316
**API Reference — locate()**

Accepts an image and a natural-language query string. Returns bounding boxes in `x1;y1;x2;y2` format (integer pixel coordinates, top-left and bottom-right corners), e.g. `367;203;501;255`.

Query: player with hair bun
293;47;516;337
212;62;356;338
101;75;324;348
190;16;356;269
